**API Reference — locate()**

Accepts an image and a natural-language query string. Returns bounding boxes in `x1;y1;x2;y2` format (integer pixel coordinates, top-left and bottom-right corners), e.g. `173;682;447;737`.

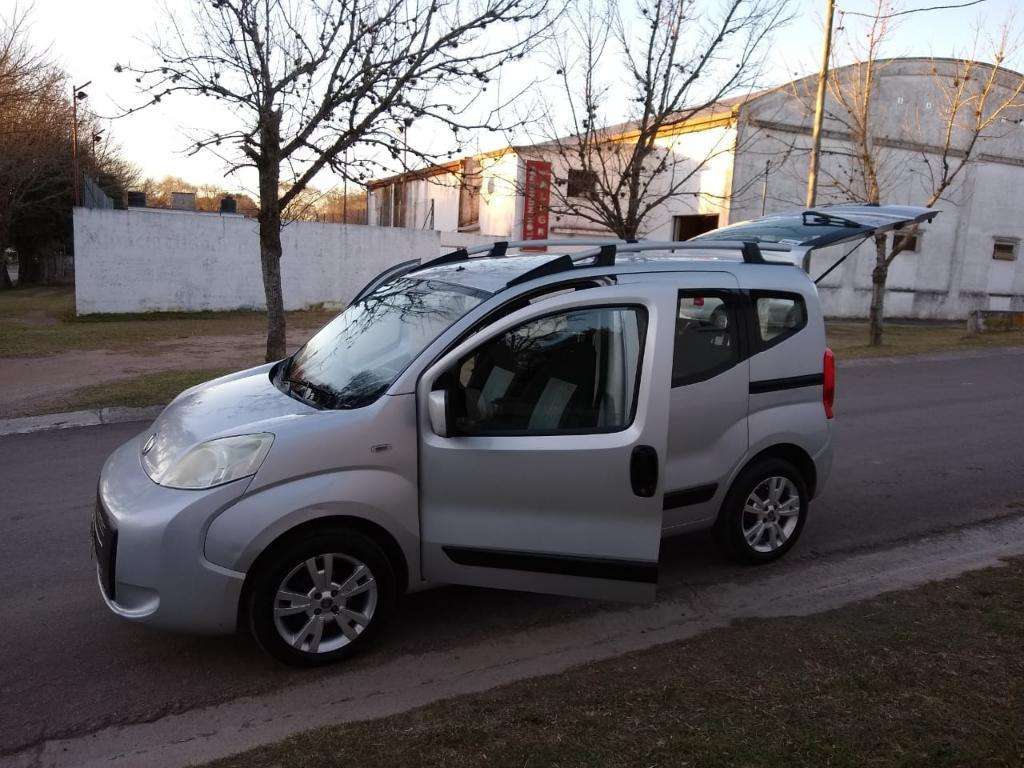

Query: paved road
1;349;1023;757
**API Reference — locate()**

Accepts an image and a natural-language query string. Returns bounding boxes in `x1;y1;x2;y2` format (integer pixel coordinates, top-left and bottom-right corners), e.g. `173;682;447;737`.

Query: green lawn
207;558;1024;768
0;286;335;358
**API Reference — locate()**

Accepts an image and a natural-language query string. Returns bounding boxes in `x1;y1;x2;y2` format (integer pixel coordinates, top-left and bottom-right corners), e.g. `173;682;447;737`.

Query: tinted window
753;293;806;346
672;292;739;386
450;306;646;434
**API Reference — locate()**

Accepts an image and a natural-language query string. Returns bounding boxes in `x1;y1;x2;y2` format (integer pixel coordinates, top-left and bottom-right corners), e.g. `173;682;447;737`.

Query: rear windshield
281;278;489;409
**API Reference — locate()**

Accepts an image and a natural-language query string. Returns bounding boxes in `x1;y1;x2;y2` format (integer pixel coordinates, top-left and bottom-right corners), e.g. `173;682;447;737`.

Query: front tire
715;457;809;564
248;528;396;667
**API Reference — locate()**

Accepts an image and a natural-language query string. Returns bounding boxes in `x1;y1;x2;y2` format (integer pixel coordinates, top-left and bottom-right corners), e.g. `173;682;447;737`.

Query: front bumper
93;431;249;634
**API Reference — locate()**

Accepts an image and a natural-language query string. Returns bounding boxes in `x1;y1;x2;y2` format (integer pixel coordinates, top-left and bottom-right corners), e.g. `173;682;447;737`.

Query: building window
672;214;720;241
992;237;1019;261
566;169;598;198
891;230;920;252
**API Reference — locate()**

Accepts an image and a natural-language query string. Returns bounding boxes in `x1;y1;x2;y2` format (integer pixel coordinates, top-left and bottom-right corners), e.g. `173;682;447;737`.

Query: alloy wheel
272;553;378;654
741;476;801;554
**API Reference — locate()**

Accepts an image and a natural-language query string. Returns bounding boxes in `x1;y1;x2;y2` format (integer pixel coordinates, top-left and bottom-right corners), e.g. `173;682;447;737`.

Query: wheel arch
237;515;410;630
732;443;818;499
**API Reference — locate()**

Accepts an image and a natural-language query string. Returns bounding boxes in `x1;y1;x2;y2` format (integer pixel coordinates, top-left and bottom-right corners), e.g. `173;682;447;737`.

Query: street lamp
71;80;91;207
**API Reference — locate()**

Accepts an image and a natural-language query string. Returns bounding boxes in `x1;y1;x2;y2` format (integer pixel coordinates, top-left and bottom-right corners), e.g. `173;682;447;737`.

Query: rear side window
752;292;807;348
672;291;739;386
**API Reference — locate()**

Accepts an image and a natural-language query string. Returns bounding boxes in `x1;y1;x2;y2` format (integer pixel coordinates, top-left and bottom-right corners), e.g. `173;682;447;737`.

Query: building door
673;214;720;241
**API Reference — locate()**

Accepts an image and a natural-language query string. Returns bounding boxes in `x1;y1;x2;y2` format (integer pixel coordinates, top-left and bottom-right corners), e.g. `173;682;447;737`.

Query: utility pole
760;159;771;215
70;81;91;207
805;0;835;210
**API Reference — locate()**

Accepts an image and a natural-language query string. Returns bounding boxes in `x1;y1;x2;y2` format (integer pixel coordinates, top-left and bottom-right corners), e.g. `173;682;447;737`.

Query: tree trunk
258;210;287;362
868;233;888;347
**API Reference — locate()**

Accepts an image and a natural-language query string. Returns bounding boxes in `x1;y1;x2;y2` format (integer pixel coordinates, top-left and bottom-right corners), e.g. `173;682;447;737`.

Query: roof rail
498;240;793;289
411;237;625;273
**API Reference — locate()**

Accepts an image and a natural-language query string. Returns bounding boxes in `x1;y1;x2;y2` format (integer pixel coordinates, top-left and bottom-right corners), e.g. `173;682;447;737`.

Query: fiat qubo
92;204;936;665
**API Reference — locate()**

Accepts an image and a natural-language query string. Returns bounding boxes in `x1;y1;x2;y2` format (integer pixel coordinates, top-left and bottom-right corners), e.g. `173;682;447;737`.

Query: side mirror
428;389;449;438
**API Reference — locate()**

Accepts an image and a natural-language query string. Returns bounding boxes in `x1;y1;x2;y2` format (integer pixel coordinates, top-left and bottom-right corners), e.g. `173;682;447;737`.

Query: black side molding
663;483;718;510
443;546;658;584
750;372;824;394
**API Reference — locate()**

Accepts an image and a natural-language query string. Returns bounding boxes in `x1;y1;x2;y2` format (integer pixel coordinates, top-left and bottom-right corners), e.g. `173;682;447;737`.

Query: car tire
248;527;396;667
714;457;809;564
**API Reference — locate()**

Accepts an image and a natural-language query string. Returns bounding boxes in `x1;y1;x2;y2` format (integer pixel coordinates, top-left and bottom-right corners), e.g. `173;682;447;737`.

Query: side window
449;306;646;435
752;292;807;349
672;291;740;386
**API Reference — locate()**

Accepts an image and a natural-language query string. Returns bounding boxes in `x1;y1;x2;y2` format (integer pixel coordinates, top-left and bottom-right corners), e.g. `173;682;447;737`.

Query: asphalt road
2;348;1023;757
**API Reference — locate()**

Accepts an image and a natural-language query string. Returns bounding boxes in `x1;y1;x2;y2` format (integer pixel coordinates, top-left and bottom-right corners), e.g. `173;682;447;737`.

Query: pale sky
13;0;1022;194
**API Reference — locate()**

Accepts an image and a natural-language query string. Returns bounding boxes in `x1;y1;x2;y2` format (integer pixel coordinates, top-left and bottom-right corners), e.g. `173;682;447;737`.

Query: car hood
141;363;315;482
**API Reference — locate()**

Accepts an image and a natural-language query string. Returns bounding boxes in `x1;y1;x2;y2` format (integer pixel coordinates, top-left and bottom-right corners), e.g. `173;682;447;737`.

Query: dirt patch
1;333;272;418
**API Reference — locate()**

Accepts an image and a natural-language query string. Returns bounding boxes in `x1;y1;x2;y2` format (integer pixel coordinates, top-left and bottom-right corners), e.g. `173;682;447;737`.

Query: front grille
91;492;118;601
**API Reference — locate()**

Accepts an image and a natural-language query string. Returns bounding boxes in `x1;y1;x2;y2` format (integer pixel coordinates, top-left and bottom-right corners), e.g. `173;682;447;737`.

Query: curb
0;405;166;437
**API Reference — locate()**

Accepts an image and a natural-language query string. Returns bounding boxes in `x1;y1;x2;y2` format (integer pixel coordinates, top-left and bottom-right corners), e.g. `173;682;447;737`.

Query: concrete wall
73;207;494;314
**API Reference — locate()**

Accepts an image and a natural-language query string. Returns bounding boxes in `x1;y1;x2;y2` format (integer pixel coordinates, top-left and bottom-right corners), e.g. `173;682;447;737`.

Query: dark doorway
673;214;720;241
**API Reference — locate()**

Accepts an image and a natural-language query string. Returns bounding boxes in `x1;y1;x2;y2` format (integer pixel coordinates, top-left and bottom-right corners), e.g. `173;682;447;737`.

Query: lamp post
71;80;91;207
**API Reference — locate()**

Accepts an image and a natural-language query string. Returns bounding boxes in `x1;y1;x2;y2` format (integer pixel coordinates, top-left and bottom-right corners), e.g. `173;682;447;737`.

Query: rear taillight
823;347;836;419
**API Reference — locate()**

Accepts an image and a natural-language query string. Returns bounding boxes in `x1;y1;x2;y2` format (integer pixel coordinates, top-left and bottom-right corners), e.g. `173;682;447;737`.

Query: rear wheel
248;528;396;666
715;458;808;564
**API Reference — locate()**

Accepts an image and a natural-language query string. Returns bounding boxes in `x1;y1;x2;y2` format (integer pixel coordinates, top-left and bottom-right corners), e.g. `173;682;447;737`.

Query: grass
0;286;336;358
4;286;1023;362
827;320;1024;360
208;559;1024;768
39;368;236;412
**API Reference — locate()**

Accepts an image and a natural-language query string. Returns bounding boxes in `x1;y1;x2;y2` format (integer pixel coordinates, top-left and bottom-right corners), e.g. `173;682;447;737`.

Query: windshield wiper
285;377;342;409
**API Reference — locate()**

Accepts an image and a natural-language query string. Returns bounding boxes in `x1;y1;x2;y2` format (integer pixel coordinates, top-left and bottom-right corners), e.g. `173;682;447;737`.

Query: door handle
630;445;659;498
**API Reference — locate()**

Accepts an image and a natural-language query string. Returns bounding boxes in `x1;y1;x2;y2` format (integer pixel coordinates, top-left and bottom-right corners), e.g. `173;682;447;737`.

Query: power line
838;0;988;20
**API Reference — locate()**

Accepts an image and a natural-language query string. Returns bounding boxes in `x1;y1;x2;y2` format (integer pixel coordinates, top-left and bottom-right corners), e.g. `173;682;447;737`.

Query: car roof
411;250;799;295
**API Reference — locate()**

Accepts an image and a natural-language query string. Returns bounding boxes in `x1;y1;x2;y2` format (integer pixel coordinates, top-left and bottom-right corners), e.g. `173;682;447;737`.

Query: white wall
73;207;493;314
729;59;1024;319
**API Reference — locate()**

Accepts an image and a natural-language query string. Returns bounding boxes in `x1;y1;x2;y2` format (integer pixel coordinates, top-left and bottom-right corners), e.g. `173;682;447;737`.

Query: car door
416;283;676;602
651;272;750;529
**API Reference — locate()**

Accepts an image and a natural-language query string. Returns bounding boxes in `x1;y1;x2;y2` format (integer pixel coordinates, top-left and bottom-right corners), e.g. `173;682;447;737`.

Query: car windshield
283;277;489;409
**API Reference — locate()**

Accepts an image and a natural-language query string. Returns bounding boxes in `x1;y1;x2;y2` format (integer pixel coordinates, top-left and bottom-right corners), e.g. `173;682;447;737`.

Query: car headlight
156;434;274;490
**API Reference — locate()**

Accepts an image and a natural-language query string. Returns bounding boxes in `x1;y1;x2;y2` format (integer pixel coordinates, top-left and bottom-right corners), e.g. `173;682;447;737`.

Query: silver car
92;205;936;666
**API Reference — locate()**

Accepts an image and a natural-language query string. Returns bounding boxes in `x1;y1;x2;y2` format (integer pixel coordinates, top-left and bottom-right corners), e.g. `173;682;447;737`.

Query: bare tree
0;4;138;288
520;0;788;240
806;1;1024;345
122;0;550;361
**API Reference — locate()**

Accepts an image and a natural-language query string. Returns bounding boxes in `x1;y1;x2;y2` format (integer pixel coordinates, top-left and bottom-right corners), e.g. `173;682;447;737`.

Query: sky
12;0;1022;194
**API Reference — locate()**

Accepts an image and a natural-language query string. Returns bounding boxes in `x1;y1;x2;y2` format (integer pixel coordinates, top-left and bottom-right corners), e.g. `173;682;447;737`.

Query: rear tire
714;457;808;564
248;527;396;667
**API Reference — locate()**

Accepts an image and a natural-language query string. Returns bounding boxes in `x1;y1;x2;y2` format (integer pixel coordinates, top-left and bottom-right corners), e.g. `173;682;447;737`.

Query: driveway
1;348;1022;764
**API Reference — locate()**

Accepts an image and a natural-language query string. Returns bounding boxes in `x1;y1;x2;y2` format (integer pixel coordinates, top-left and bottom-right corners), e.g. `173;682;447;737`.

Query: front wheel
715;458;809;564
248;528;396;666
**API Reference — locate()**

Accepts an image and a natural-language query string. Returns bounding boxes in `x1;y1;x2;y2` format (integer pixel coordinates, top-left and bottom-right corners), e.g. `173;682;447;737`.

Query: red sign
522;160;551;249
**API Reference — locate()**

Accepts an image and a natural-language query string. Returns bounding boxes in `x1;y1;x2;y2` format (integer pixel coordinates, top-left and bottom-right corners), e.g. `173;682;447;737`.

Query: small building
367;58;1024;319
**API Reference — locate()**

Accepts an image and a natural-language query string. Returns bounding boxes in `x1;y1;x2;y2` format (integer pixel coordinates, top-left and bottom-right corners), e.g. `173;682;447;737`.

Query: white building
368;58;1024;320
